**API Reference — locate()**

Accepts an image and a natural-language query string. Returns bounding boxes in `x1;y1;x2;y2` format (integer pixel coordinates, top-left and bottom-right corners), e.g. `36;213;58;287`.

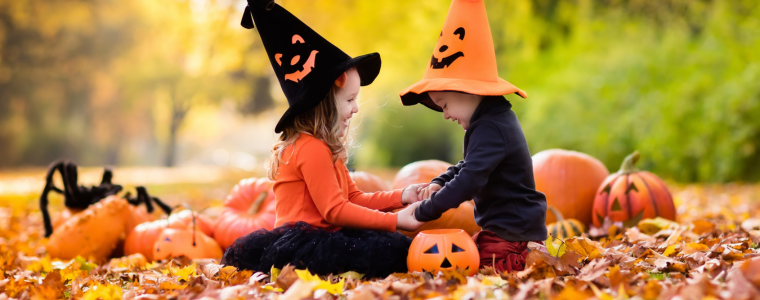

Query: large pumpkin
407;229;479;276
213;178;277;249
350;171;390;193
392;160;481;238
592;151;675;228
532;149;609;225
46;196;130;262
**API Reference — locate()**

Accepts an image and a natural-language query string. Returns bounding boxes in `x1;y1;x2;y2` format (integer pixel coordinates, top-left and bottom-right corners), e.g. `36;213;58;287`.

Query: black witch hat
241;0;381;133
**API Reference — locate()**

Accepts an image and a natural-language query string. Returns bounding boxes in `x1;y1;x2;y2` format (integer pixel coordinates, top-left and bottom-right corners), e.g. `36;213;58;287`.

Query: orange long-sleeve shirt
272;134;405;232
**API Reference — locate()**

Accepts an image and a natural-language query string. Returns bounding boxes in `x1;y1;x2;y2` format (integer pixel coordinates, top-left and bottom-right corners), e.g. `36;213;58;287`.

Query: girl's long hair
267;85;349;180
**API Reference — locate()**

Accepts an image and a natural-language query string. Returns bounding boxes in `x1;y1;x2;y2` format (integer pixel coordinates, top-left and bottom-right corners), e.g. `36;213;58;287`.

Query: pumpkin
213;178;277;249
407;229;479;275
124;219;168;262
592;151;676;228
392;160;481;237
40;160;123;237
167;209;215;237
532;149;609;226
546;206;585;240
124;208;214;261
46;196;130;262
109;253;147;268
350;171;390;193
153;225;223;261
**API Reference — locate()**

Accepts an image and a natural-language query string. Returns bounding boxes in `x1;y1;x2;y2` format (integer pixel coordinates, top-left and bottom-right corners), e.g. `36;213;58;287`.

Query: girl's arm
345;165;405;212
298;141;398;232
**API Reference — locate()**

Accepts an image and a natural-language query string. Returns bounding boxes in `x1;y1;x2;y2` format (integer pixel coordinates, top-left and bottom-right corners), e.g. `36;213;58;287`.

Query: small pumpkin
546;206;585;240
124;207;214;261
592;151;676;228
154;216;223;261
350;171;390;193
213;178;277;249
392;160;481;238
109;253;147;268
167;209;215;237
407;229;479;276
46;196;130;262
532;149;609;226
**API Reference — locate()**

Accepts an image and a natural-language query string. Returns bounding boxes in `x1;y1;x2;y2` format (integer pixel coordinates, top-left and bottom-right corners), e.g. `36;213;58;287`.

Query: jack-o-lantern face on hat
407;229;479;275
430;27;465;69
274;34;319;83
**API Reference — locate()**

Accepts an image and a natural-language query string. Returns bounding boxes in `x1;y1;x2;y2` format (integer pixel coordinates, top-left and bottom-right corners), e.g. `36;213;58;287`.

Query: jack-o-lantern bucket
407;229;479;275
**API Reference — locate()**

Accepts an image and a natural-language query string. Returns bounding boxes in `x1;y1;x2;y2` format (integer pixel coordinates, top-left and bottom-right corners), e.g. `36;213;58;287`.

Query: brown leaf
200;263;222;279
576;258;610;282
276;264;298;290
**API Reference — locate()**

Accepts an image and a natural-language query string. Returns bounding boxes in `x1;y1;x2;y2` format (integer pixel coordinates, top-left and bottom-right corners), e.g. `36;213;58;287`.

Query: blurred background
1;0;759;190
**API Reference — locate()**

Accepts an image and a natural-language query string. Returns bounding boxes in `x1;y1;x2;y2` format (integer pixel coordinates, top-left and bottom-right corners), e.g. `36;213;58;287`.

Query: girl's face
428;91;482;130
334;68;360;137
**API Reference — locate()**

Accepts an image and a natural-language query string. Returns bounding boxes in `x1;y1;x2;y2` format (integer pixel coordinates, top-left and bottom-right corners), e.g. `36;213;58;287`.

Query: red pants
472;230;544;273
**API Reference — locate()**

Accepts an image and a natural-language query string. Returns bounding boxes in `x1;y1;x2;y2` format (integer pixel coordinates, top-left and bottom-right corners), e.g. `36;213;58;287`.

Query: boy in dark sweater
400;0;548;272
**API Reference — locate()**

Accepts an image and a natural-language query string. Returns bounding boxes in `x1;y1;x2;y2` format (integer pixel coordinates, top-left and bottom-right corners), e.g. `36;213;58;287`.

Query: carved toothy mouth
430;51;464;69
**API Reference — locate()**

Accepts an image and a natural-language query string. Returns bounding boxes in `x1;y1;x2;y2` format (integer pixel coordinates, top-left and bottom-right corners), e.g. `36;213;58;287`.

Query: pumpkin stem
547;206;565;222
248;191;269;215
619;151;641;174
180;204;197;247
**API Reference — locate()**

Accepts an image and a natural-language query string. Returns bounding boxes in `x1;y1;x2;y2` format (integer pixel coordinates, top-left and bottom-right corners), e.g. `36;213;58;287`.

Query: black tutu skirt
221;221;412;278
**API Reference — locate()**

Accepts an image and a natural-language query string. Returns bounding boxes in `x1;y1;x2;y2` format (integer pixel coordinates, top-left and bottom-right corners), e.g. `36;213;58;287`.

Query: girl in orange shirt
221;0;425;278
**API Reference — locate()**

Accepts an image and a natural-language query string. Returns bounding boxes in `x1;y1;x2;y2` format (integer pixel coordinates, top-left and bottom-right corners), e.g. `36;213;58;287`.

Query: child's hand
417;183;442;200
402;183;429;204
396;202;425;232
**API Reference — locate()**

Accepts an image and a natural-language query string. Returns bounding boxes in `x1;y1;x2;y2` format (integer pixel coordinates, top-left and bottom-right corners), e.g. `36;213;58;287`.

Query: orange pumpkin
124;219;168;262
532;149;609;226
168;209;215;237
46;196;130;262
592;151;676;228
213;178;277;249
392;160;481;237
407;229;479;275
350;171;390;193
392;160;453;190
124;208;214;261
153;226;223;261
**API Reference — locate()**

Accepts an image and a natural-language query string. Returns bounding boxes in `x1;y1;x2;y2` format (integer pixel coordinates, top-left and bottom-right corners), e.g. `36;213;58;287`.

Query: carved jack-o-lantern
407;229;479;275
431;27;465;69
274;34;318;83
592;151;676;228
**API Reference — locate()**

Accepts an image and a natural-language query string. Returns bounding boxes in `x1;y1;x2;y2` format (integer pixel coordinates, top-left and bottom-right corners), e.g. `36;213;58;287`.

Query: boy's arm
415;122;506;222
431;160;464;186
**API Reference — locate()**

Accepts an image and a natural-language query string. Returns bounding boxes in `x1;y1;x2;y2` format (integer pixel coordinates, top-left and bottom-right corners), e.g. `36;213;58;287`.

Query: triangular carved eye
424;245;439;254
452;244;465;253
611;197;623;211
625;182;639;194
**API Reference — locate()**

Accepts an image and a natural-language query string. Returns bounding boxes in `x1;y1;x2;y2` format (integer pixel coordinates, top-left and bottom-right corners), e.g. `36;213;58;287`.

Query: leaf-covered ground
2;183;760;299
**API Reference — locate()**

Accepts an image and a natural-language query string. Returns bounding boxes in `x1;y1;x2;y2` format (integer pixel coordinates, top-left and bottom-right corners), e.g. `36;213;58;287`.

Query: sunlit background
1;0;759;194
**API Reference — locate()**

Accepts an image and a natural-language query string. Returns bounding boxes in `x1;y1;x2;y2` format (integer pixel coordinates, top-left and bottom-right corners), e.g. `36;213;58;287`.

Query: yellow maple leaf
294;269;344;295
26;255;53;273
175;263;196;282
82;283;123;300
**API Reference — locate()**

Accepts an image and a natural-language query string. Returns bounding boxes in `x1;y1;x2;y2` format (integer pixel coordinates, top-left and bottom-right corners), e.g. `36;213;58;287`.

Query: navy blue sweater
414;96;547;242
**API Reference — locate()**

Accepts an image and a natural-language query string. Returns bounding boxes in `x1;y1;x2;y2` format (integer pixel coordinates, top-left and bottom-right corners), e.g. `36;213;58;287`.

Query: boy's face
335;68;360;137
429;91;482;130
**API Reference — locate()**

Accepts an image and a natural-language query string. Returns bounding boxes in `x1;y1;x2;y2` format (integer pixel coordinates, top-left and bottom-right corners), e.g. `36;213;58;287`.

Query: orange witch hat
399;0;527;111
